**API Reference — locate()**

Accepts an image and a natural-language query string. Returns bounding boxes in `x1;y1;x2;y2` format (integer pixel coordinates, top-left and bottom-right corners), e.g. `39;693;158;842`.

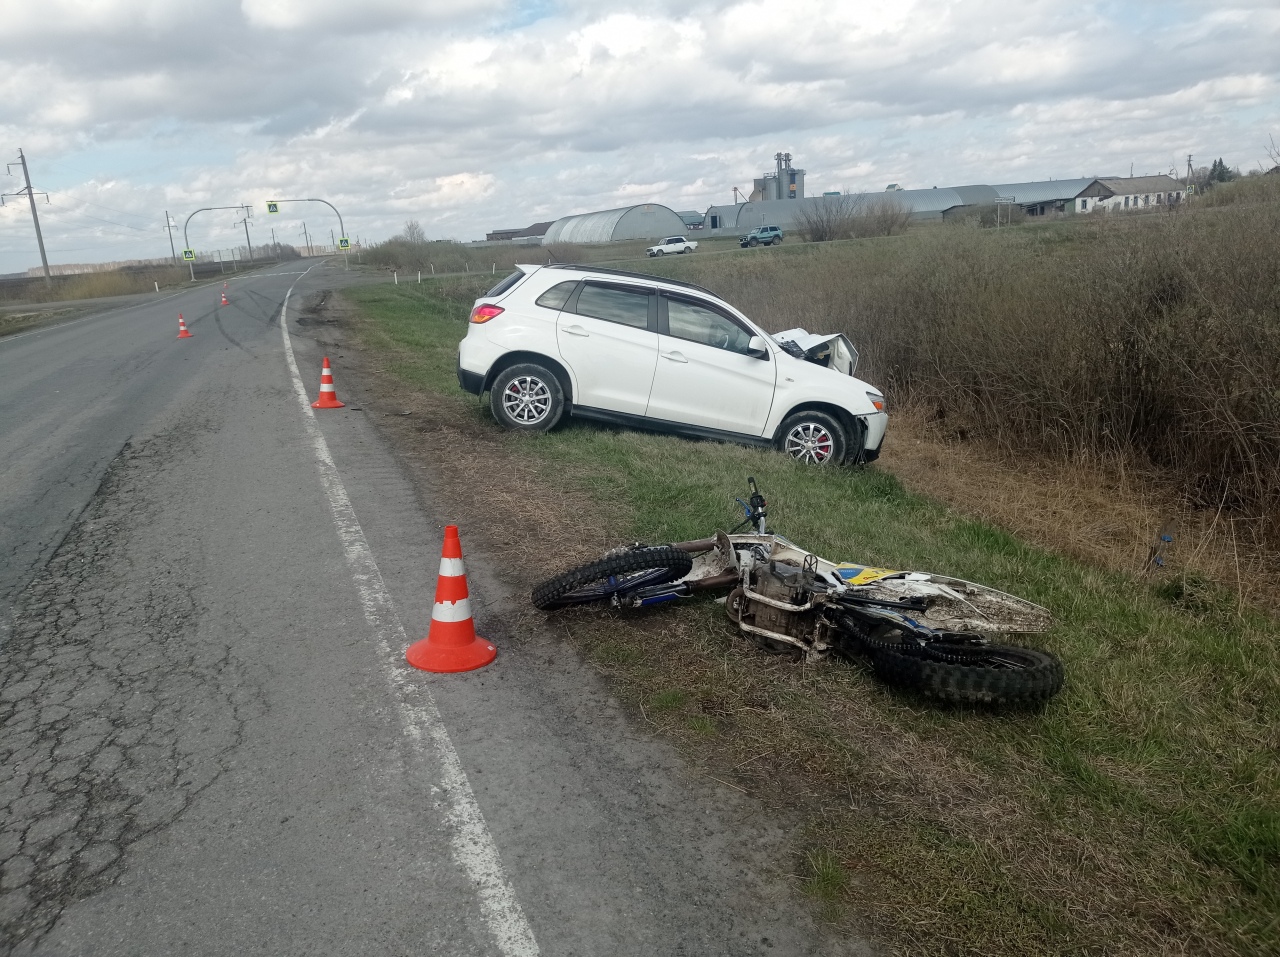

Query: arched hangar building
542;204;687;245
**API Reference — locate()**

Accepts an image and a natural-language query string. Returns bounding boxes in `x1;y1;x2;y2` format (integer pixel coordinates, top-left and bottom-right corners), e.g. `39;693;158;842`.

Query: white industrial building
1076;175;1186;213
541;204;687;245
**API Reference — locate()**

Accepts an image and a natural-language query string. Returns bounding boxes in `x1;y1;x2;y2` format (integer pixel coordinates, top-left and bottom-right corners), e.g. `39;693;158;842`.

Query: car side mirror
747;335;769;358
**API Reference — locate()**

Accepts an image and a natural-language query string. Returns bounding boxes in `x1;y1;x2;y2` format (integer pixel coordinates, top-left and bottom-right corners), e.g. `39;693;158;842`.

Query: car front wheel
748;238;759;247
654;249;664;256
490;363;566;432
778;411;847;466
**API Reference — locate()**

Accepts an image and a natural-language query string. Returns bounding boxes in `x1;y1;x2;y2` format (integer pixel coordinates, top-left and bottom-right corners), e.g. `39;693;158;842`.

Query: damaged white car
457;263;887;465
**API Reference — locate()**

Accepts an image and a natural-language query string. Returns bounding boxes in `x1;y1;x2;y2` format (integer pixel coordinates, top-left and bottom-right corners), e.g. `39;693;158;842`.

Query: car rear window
485;270;525;298
534;280;578;311
574;283;651;330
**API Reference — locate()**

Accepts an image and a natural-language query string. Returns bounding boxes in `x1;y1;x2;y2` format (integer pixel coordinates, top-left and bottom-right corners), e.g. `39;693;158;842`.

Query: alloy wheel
502;375;552;424
784;422;835;464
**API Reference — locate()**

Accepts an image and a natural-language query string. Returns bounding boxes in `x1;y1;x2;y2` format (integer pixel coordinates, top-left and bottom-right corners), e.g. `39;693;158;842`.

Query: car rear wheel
489;363;566;432
778;411;847;466
771;236;782;245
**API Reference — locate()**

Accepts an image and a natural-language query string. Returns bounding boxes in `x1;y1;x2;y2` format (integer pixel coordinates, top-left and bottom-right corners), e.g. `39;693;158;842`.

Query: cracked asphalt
0;263;867;956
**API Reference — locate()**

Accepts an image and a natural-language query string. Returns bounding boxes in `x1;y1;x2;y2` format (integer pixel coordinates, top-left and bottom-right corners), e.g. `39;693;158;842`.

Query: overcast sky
1;0;1277;272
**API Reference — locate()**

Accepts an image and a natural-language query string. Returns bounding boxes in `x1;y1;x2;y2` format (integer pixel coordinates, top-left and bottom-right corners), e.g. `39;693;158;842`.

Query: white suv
456;265;887;465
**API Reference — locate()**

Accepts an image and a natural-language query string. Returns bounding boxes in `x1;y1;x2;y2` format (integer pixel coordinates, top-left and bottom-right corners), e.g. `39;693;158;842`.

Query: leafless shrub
795;193;866;242
862;196;913;236
796;193;913;242
661;180;1280;535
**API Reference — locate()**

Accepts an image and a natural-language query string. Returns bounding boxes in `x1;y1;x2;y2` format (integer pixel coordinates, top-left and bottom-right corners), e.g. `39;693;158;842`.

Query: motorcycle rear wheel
532;546;693;610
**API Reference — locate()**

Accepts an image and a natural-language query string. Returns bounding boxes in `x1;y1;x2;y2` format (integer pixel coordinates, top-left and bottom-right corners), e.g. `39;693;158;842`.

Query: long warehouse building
541;204;687;245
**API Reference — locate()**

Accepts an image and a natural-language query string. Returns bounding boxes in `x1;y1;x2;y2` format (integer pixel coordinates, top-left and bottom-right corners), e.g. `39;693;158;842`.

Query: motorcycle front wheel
532;546;693;610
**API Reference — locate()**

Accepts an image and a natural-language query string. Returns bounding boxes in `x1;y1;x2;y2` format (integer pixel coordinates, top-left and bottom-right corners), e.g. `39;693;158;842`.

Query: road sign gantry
260;198;349;269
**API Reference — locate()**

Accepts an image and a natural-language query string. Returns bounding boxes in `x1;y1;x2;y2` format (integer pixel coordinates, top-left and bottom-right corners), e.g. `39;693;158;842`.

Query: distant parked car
740;225;783;247
647;236;698;257
456;264;887;466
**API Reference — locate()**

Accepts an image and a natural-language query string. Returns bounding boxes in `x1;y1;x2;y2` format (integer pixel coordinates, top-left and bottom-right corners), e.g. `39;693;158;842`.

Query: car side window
534;280;578;311
574;283;652;330
664;296;755;355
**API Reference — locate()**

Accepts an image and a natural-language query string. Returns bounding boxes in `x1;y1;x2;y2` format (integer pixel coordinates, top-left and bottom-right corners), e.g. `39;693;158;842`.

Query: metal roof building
542;204;687;245
990;178;1096;215
702;187;999;235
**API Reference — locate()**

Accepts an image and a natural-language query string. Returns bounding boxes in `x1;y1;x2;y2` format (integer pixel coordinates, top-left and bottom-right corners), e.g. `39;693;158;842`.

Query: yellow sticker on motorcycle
836;564;899;585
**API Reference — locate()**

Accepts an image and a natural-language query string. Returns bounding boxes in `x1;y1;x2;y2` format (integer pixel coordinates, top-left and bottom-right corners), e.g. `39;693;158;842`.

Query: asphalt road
0;263;865;956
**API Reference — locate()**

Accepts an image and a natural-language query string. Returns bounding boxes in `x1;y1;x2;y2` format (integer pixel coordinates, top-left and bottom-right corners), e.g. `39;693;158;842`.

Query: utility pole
271;227;277;257
330;228;336;253
235;206;254;262
164;210;178;263
3;149;52;284
301;222;312;256
1186;154;1194;189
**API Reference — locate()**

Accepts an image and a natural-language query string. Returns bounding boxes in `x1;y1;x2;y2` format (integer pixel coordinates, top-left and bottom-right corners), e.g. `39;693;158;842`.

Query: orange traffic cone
406;526;497;673
311;357;346;409
220;291;229;306
177;313;193;338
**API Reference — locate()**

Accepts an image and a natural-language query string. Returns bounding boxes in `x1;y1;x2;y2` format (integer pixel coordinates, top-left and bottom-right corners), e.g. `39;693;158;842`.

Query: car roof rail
542;263;715;296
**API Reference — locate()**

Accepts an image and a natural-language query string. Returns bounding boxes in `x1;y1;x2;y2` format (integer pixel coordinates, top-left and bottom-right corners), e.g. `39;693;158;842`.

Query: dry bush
795;194;865;242
796;194;912;242
1196;170;1280;207
0;264;190;304
861;196;913;236
661;193;1280;536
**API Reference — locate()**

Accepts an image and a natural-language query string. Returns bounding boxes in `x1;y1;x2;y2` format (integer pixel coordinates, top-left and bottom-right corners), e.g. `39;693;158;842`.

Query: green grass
343;279;1280;957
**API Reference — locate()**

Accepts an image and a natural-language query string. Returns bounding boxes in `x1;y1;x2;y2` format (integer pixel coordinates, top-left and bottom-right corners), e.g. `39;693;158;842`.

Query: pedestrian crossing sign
182;249;195;261
267;202;280;214
338;237;350;250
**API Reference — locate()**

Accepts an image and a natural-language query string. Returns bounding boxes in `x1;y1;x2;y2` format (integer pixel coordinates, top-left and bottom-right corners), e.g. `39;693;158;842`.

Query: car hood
772;328;861;377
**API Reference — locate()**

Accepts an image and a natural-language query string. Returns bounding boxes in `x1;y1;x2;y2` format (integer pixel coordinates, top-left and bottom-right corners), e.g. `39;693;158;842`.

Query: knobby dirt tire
871;644;1063;707
532;546;693;610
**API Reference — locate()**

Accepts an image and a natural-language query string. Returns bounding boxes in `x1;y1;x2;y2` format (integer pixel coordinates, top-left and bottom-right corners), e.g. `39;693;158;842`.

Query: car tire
655;249;664;256
778;411;847;466
771;236;782;245
489;363;566;433
748;238;759;247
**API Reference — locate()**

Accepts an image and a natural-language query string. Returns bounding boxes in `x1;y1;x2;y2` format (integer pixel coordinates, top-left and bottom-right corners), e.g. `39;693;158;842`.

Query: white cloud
0;0;1278;270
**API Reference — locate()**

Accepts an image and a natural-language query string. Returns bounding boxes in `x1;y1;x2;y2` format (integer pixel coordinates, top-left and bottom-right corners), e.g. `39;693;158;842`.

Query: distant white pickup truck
646;236;698;257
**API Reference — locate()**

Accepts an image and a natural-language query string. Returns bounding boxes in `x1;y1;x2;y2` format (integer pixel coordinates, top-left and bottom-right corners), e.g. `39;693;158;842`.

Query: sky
1;0;1278;273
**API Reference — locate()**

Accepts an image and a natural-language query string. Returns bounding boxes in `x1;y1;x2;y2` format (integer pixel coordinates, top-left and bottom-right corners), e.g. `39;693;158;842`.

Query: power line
43;201;152;232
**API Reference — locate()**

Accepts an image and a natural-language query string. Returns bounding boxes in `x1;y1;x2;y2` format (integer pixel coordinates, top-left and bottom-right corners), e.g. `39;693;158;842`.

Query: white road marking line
278;272;540;957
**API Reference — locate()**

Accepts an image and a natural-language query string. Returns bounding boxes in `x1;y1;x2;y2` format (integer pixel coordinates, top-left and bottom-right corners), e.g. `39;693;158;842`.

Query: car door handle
660;351;688;363
562;325;589;337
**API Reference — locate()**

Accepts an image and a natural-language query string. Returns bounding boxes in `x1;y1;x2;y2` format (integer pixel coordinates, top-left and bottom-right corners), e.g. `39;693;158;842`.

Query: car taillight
470;304;504;323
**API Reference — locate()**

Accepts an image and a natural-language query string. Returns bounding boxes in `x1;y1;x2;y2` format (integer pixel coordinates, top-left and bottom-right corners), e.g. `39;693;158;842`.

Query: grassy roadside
339;280;1279;957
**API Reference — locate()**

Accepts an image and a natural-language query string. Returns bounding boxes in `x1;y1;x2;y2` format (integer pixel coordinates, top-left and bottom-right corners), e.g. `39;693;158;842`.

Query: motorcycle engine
731;560;829;656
